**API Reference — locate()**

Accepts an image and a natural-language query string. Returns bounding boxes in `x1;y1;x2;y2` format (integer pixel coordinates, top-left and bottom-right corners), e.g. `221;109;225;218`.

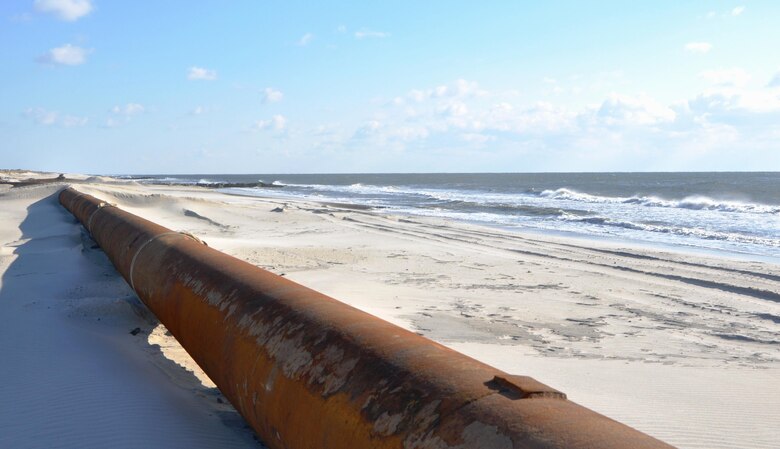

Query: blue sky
1;1;779;174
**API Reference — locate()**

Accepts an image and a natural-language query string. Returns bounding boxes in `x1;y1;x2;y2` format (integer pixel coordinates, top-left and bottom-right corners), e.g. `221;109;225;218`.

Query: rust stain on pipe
59;187;675;449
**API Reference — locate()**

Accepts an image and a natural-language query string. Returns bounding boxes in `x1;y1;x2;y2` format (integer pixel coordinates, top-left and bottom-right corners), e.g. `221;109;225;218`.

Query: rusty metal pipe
59;187;673;449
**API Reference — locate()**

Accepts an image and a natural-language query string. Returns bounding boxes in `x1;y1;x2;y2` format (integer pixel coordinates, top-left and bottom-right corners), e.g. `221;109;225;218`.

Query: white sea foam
560;214;780;247
220;177;780;260
541;188;779;214
286;182;406;196
285;183;779;215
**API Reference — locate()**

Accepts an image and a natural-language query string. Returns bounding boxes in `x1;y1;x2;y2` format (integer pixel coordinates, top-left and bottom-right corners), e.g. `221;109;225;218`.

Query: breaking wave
540;188;779;214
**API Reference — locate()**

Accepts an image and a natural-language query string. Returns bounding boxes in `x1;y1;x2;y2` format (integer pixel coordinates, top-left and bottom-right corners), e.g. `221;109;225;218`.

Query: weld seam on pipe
85;202;115;233
67;190;86;211
129;231;192;291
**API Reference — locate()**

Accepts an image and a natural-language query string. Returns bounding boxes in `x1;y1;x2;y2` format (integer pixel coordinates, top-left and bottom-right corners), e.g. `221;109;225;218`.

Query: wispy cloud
767;72;780;88
10;12;33;23
112;103;145;116
352;120;381;139
342;84;748;169
298;33;314;46
187;66;217;81
237;73;780;171
34;0;92;21
24;107;87;126
699;68;751;87
254;115;287;131
37;44;89;66
103;118;120;128
103;103;145;127
354;29;389;39
262;88;284;103
684;42;712;54
60;115;89;126
596;93;676;126
437;101;469;117
407;79;486;102
24;108;58;125
704;6;745;19
461;133;495;144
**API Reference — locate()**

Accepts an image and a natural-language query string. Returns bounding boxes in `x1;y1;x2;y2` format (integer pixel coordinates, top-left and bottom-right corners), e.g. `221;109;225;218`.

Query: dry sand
1;174;778;448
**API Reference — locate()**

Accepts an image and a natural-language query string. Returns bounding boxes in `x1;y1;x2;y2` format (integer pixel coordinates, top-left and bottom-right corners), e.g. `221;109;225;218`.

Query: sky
1;0;779;174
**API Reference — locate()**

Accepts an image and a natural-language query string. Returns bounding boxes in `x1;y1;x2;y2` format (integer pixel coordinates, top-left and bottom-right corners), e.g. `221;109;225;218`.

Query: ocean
124;172;780;263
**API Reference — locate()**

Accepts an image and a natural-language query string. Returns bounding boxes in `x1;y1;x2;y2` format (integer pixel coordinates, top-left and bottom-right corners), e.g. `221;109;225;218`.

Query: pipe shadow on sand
0;189;263;448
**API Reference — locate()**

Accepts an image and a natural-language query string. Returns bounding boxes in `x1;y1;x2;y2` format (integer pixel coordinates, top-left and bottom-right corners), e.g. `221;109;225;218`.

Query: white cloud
461;133;495;144
61;115;88;127
112;103;145;116
34;0;92;21
704;6;745;19
362;120;380;132
103;117;120;128
104;103;145;127
38;44;89;66
254;115;287;131
191;106;208;115
684;42;712;54
393;126;429;141
24;107;87;126
187;66;217;81
316;76;780;170
355;29;389;39
336;25;347;34
24;108;58;125
688;85;780;113
488;102;575;133
368;80;576;142
699;68;751;87
737;91;780;112
408;79;485;102
313;124;337;136
298;33;314;46
768;72;780;88
595;93;676;126
437;101;469;117
262;88;284;103
408;90;426;102
353;120;381;138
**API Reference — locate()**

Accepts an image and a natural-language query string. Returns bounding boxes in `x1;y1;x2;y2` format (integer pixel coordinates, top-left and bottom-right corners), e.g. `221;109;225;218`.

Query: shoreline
8;172;771;267
216;184;780;266
1;174;779;448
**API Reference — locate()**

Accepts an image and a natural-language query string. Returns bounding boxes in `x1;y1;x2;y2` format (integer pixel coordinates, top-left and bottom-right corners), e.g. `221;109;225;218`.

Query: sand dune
1;178;778;448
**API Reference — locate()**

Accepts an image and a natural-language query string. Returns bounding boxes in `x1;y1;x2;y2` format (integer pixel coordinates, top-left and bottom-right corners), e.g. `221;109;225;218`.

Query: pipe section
59;187;674;449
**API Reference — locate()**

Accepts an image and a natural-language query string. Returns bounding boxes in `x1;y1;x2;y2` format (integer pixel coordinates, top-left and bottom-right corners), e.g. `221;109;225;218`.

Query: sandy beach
1;174;778;448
